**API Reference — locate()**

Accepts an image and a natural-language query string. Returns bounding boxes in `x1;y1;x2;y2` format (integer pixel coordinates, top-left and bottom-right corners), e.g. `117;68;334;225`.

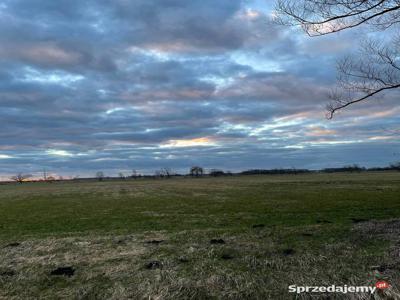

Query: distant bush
240;169;311;175
322;164;365;173
389;162;400;171
209;169;225;177
96;171;104;181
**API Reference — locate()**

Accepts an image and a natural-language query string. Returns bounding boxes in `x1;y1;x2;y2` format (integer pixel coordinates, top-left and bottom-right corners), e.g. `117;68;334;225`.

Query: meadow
0;172;399;299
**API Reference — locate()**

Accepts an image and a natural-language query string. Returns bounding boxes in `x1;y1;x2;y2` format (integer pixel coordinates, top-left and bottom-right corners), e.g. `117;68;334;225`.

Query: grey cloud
0;0;398;177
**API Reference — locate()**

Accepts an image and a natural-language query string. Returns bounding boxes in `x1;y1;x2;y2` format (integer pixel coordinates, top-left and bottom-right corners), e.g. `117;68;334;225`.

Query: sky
0;0;399;179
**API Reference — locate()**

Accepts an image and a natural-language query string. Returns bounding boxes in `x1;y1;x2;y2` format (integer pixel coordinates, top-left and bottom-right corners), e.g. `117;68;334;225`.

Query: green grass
0;172;399;299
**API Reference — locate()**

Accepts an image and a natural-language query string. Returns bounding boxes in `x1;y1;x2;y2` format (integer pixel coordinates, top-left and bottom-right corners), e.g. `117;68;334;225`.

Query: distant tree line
92;162;400;181
240;168;311;175
7;162;400;184
321;163;400;173
242;163;400;175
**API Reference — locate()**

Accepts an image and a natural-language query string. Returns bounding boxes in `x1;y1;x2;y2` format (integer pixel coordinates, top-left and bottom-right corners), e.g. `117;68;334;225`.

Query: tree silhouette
96;171;104;181
275;0;400;118
190;166;204;177
10;173;32;184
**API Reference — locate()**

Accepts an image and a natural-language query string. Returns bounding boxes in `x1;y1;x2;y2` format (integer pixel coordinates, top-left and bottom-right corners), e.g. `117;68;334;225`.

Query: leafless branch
275;0;400;117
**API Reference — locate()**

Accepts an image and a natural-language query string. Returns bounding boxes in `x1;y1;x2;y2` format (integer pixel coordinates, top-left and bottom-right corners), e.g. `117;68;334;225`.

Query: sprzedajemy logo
289;281;390;294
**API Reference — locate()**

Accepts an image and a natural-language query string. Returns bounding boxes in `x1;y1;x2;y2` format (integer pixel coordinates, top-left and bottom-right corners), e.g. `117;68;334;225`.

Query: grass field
0;172;400;299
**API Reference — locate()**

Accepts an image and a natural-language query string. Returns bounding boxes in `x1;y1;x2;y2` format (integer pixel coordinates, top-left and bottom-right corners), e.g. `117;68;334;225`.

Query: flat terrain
0;172;399;299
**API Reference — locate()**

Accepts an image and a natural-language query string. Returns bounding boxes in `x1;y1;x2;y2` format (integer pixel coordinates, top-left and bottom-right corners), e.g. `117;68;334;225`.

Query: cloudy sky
0;0;399;179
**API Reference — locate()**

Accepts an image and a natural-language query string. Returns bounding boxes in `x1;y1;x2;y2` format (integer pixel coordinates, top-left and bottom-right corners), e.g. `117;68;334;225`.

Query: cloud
161;137;217;148
0;0;398;177
46;149;74;157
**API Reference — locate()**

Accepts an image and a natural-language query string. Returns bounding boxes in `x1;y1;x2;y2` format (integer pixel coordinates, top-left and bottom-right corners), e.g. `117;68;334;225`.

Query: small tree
119;172;125;179
47;176;56;183
96;171;104;181
161;167;173;178
10;173;32;184
190;166;204;177
390;162;400;171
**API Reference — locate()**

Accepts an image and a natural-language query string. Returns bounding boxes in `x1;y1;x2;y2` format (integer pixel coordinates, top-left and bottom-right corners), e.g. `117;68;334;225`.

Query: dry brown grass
0;221;399;299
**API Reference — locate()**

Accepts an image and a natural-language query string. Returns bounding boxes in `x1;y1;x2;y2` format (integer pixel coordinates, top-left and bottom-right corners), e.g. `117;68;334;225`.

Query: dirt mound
50;267;75;277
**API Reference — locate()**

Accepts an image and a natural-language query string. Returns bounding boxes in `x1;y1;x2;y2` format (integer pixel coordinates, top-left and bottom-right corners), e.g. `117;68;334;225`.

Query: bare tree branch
275;0;400;117
10;173;32;184
276;0;400;36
